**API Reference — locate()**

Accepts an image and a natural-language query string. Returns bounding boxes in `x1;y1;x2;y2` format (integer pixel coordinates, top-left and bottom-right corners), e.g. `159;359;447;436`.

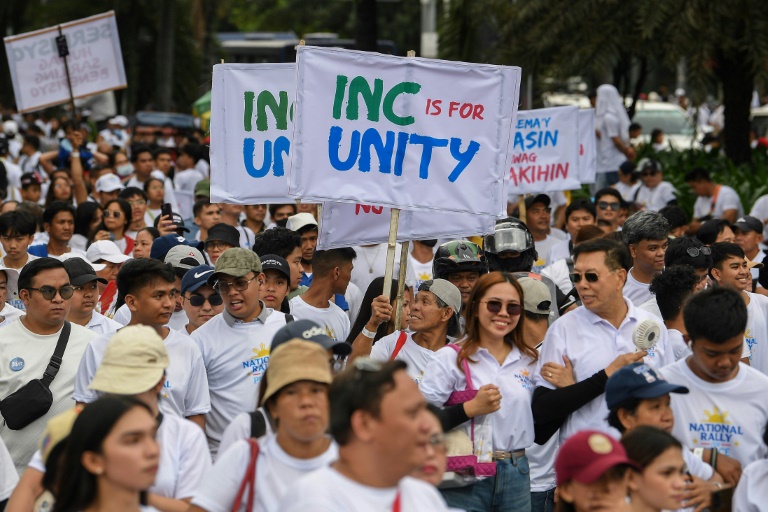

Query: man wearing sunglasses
0;258;95;471
622;211;670;306
181;264;224;335
633;159;677;212
593;188;623;231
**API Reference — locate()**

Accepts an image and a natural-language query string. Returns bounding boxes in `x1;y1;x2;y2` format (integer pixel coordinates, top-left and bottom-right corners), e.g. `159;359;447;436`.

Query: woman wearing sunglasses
96;198;134;255
180;264;224;336
421;271;538;511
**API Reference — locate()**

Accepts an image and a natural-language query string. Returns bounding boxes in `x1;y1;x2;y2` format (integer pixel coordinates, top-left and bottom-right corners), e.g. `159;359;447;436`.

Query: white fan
633;319;661;352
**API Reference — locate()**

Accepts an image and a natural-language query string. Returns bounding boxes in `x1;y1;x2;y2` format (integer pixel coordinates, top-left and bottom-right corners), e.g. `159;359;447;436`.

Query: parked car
630;100;699;150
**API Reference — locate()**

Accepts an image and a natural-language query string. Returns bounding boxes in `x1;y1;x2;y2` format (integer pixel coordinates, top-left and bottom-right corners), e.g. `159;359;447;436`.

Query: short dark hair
565;199;596;222
23;134;40;150
659;205;689;232
650;265;700;321
607;397;641;433
42;201;75;226
268;203;296;218
252;227;301;259
573;238;632;272
594;188;623;204
153;147;173;159
179;144;199;160
696;219;731;246
116;258;175;298
312;248;357;277
130;145;152;163
329;360;408;446
684;286;747;344
193;198;214;217
0;210;36;237
684;167;711;183
709;242;745;277
119;187;147;201
665;237;712;270
622;211;670;246
629;122;642;132
18;257;66;291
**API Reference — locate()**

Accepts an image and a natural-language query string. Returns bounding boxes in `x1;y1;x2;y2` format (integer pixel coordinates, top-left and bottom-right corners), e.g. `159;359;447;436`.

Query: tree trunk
716;50;754;165
156;0;176;111
356;0;378;52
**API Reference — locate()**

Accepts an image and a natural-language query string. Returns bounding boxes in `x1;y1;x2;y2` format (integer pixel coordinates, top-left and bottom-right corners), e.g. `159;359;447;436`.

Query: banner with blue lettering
508;106;581;195
317;202;496;250
209;63;296;204
289;46;521;216
578;109;597;185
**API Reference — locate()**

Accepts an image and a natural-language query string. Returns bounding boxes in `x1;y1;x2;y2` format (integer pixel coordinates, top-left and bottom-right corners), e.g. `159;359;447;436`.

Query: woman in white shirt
420;271;538;511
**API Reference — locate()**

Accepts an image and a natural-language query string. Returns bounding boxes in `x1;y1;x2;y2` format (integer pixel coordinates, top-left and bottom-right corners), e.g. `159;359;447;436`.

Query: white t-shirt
637;297;662;319
692;185;743;220
661;358;768;466
74;328;210;418
0;437;18;500
534;300;673;441
0;319;94;472
667;328;692;361
596;112;626;174
408;254;433;290
191;308;288;456
733;459;768;512
174;168;205;192
218;409;275;456
371;331;436;384
541;258;573;296
111;304;188;331
0;303;23;328
748;194;768;242
744;291;768;375
289;296;350;342
533;233;565;272
623;268;653;306
421;343;536;452
84;311;122;335
351;244;416;295
344;281;363;325
193;435;338;512
153;413;212;499
633;181;677;212
613;181;641;203
277;466;450;512
545;238;571;269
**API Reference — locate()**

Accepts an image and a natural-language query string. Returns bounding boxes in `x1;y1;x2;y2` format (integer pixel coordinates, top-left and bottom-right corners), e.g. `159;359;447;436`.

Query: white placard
508;106;581;195
4;11;127;113
578;108;597;184
290;46;521;216
317;202;496;250
209;63;296;204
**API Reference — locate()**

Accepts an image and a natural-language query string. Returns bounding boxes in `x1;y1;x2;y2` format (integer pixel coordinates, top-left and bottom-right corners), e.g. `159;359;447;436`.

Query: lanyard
392;491;401;512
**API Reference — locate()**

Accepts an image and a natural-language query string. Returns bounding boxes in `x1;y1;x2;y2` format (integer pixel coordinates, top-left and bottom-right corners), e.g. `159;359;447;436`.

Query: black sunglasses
686;246;712;257
186;293;223;307
570;272;600;284
597;201;620;211
482;300;522;316
26;285;75;300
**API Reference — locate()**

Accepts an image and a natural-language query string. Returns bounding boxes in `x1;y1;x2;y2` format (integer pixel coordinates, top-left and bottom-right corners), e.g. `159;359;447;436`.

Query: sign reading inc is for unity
289;46;521;216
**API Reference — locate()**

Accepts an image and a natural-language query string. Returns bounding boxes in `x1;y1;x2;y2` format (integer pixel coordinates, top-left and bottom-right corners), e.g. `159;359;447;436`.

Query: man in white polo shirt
533;238;673;443
192;248;289;456
621;210;670;306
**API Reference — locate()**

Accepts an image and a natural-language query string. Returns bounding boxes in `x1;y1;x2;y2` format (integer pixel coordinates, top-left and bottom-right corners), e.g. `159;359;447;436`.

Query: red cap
555;430;635;485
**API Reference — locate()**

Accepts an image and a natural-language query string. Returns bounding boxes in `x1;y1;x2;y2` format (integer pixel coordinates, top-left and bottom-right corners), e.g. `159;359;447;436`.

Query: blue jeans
530;488;555;512
440;454;531;512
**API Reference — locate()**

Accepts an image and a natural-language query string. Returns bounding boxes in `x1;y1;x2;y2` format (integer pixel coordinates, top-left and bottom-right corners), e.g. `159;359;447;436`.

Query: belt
492;449;525;461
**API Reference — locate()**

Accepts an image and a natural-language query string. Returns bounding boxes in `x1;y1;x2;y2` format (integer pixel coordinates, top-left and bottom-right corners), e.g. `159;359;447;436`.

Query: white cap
150;170;166;180
95;173;124;193
0;265;19;298
109;115;129;127
2;120;18;136
86;241;132;265
286;212;318;233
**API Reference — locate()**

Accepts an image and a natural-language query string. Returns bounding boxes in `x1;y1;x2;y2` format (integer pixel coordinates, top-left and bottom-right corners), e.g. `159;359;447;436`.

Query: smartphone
710;486;734;512
161;203;173;219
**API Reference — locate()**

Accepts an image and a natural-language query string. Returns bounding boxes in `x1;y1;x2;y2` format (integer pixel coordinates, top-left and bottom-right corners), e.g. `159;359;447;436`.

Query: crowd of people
1;95;768;512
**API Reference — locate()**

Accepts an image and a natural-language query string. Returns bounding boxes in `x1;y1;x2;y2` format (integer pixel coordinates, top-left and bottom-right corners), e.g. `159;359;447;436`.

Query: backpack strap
446;343;475;390
231;438;259;512
250;409;268;439
285;314;294;323
390;331;408;361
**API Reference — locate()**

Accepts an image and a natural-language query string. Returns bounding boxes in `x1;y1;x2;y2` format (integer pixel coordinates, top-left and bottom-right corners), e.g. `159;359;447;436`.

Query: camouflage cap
208;248;262;285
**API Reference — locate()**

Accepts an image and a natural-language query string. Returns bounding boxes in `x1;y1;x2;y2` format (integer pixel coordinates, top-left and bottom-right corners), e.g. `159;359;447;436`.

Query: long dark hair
52;397;154;512
98;198;132;237
346;276;400;344
621;425;682;469
74;201;102;239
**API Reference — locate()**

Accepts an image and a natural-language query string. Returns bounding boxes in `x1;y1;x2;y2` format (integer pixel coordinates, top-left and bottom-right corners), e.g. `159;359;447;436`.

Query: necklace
361;245;382;274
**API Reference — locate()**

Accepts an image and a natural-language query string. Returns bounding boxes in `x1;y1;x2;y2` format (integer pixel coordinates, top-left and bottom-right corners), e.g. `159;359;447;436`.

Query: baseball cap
206;223;240;247
286;212;318;233
733;216;763;234
271;318;352;356
20;172;41;188
619;160;636;175
419;279;462;316
89;325;169;395
605;362;689;409
0;265;19;298
3;120;18;136
86;240;132;265
555;430;636;485
153;211;190;233
261;339;333;405
109;115;129;127
517;276;552;315
181;264;215;294
95;173;124;193
260;254;291;281
194;179;210;198
209;248;262;283
525;194;551;210
63;257;108;286
39;406;84;464
150;234;205;261
164;245;206;270
747;257;764;270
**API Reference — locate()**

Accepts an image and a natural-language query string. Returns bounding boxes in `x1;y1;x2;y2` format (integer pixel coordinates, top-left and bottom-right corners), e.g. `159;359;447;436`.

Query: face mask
116;163;134;177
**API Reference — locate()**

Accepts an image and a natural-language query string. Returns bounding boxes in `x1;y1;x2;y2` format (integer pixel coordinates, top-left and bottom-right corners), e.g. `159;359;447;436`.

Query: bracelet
710;448;718;470
70;151;80;158
361;327;377;338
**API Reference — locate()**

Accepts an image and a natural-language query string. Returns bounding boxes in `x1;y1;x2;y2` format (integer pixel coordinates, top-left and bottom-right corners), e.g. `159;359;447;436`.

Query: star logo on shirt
702;406;731;424
251;343;270;359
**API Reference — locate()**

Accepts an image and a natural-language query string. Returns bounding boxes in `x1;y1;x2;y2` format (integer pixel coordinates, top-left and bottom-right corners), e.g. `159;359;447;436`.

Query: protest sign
209;63;297;204
289;46;521;216
578;108;597;184
4;11;126;113
317;201;496;250
508;105;581;195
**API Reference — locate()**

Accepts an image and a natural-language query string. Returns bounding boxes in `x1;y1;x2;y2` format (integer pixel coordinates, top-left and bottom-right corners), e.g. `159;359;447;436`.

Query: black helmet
432;240;488;279
484;217;538;272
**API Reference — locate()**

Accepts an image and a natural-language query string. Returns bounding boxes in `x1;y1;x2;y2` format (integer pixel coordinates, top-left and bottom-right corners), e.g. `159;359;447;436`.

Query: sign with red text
209;63;296;204
578;108;597;184
289;46;521;216
4;11;126;113
508;106;580;195
317;202;496;250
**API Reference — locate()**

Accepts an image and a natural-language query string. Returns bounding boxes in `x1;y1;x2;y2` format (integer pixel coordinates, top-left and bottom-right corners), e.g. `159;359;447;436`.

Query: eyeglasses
640;169;658;177
482;300;522;316
597;201;620;211
103;210;122;218
215;275;257;293
205;240;233;251
26;285;75;300
186;293;224;307
126;199;146;206
529;207;552;215
570;272;600;284
686;246;712;257
429;433;446;448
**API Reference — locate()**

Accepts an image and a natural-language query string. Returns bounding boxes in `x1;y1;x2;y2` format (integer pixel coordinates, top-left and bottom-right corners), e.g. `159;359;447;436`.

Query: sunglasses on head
686;246;712;257
570;272;600;284
597;201;620;211
482;300;522;316
186;293;223;307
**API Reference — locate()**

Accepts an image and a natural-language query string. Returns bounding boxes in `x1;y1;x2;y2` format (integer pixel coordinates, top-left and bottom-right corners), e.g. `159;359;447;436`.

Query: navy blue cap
271;319;352;356
150;234;205;261
605;362;689;410
181;264;215;294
